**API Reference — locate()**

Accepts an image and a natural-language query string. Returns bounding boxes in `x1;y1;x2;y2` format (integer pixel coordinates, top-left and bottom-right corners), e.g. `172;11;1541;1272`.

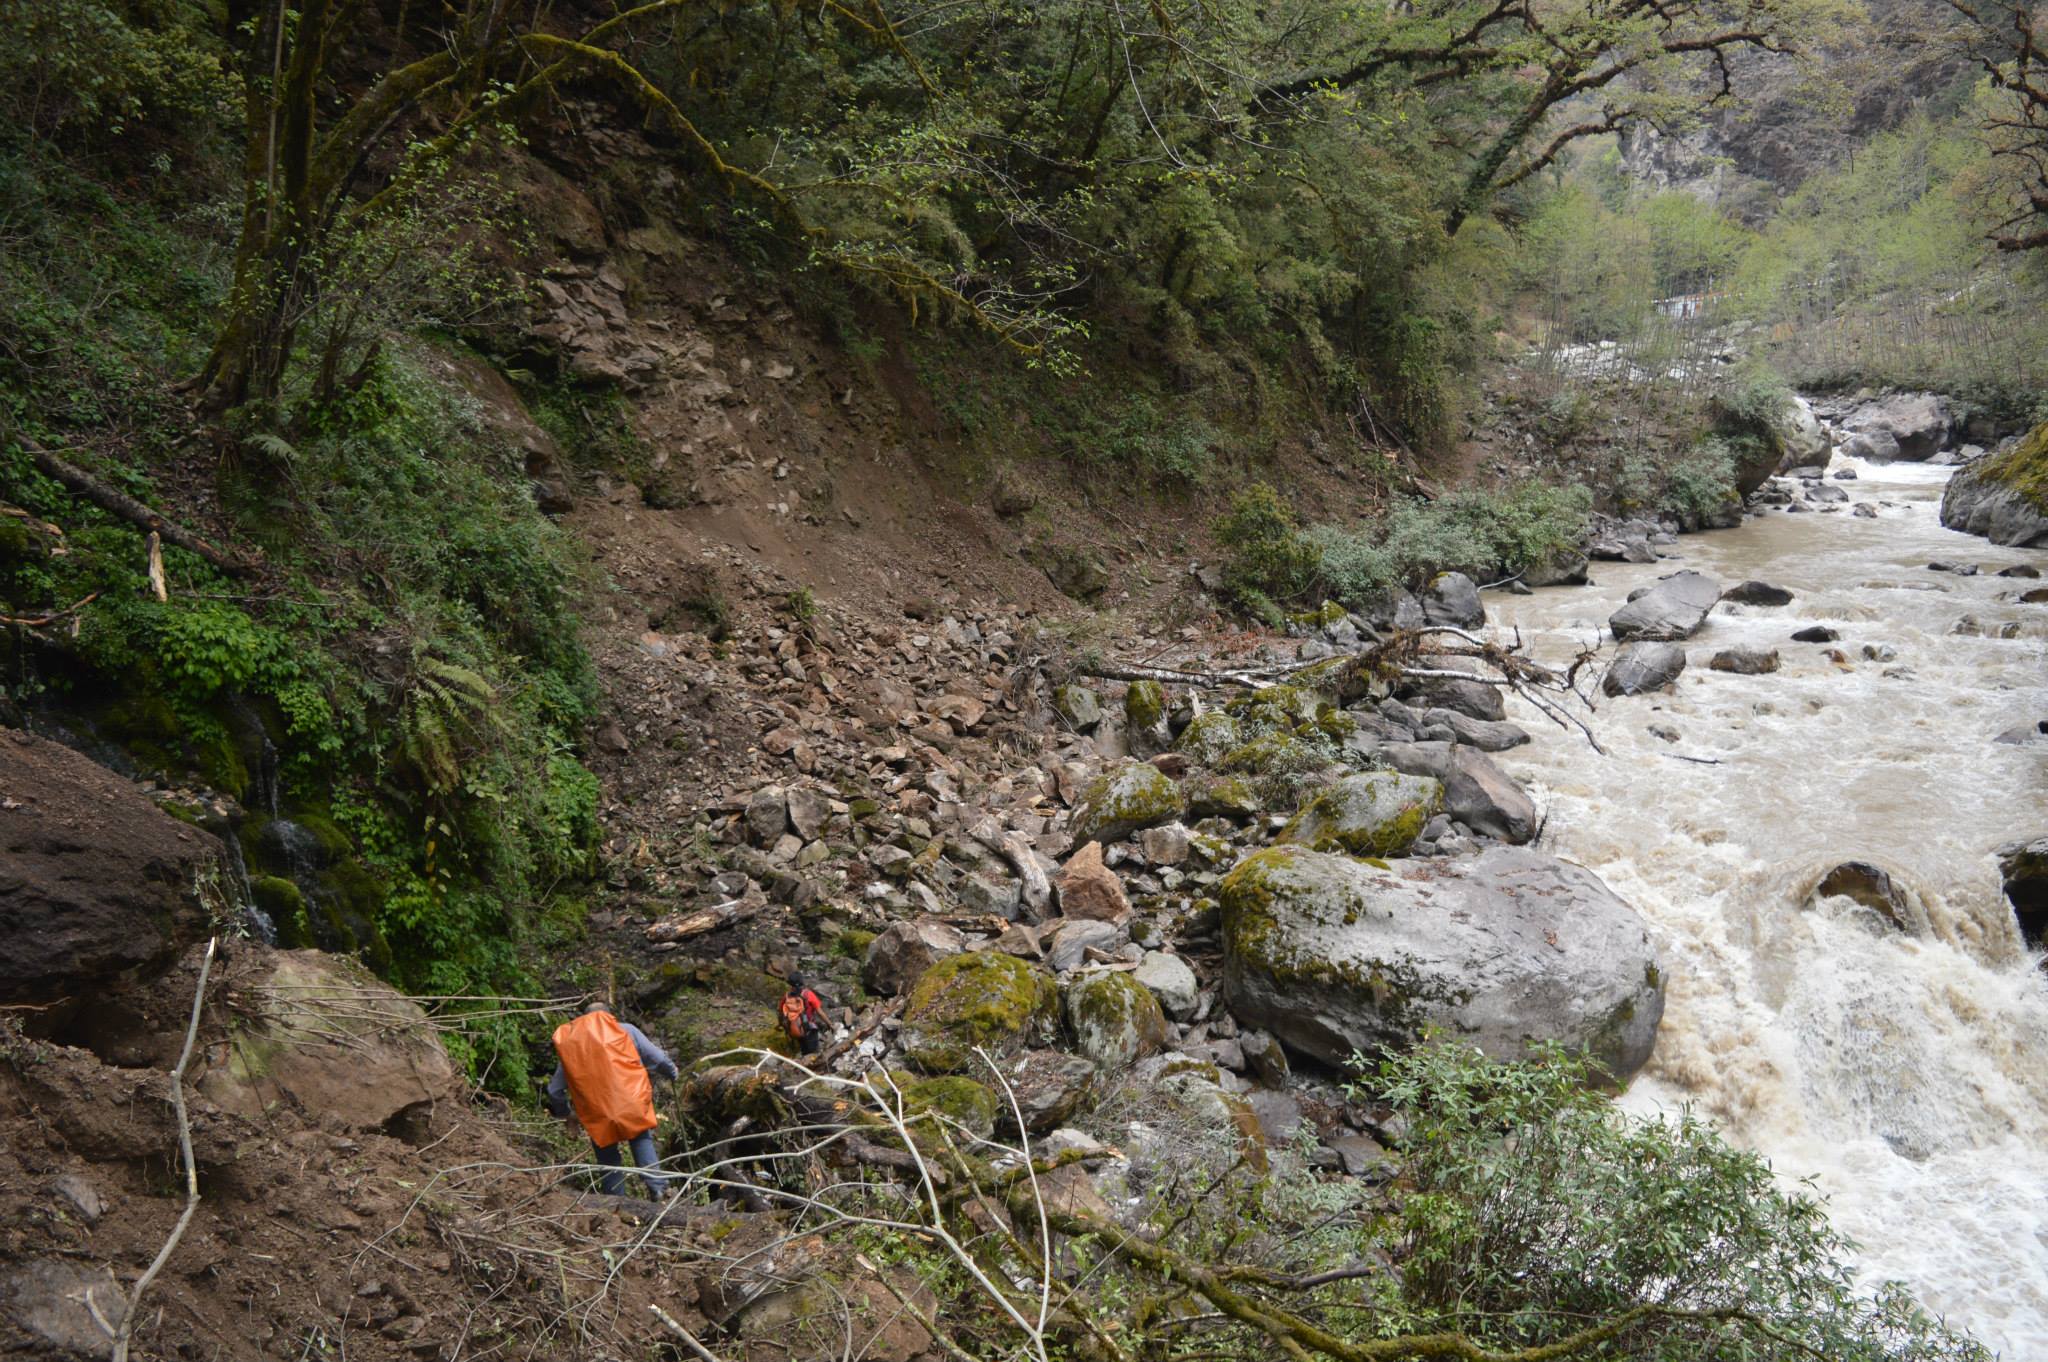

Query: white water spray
1488;457;2048;1356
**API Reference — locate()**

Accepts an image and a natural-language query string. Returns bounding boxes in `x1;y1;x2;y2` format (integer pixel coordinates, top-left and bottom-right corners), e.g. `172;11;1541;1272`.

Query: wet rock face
1994;838;2048;949
0;731;223;1003
1940;431;2048;548
1218;845;1665;1082
1602;641;1688;697
1831;392;1952;461
1608;572;1722;642
1810;862;1923;936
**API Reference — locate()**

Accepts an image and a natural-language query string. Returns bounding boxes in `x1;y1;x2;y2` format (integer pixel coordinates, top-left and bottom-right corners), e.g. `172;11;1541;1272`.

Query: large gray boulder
1770;395;1830;473
1839;393;1950;461
1608;571;1721;642
1601;642;1687;697
1422;572;1485;629
1069;761;1188;845
1394;674;1507;722
1940;438;2048;547
1219;845;1664;1081
1380;742;1538;844
863;918;968;996
1417;709;1529;752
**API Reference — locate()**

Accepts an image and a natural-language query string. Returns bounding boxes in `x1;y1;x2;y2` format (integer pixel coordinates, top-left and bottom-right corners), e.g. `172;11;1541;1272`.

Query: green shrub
1365;1042;1990;1361
1307;482;1591;606
1214;483;1320;612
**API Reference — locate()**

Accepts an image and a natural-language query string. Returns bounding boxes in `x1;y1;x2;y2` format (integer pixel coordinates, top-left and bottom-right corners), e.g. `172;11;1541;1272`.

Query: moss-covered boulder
1124;679;1166;730
901;951;1059;1073
1185;774;1261;819
1280;773;1442;858
1219;844;1664;1082
1070;761;1187;845
1062;970;1167;1069
880;1072;1003;1139
1941;421;2048;547
1176;711;1244;765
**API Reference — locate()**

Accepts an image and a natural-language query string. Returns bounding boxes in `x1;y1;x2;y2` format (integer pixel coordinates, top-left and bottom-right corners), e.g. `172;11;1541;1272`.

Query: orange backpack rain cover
552;1012;657;1147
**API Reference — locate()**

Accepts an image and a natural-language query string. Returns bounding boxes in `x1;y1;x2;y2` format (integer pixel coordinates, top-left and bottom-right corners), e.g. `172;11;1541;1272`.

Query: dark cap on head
787;974;806;992
583;1000;611;1015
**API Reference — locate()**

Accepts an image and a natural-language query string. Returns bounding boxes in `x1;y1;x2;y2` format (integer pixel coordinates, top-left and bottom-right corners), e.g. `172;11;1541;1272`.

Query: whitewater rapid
1486;457;2048;1356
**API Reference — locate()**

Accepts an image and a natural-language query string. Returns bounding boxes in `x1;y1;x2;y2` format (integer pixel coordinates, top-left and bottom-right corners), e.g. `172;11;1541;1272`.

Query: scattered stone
48;1173;103;1226
1280;772;1443;857
1993;720;2048;746
1833;467;1859;480
1812;862;1920;935
1609;571;1721;642
1133;950;1201;1020
1853;503;1879;518
1044;918;1128;973
1998;564;2042;579
1395;674;1507;723
1722;581;1793;607
1647;723;1680;743
1379;743;1537;844
863;919;968;996
1138;822;1192;866
1421;571;1485;629
1053;685;1103;731
1056;841;1130;922
1602;641;1687;697
1063;970;1167;1069
1219;845;1664;1081
1708;646;1780;675
1791;625;1840;643
958;871;1022;919
1417;709;1530;751
1588;535;1657;563
745;787;789;844
999;1052;1097;1133
1521;550;1590;587
1069;761;1188;845
1927;561;1978;575
1237;1029;1290;1087
1805;482;1851;504
1326;1132;1392;1180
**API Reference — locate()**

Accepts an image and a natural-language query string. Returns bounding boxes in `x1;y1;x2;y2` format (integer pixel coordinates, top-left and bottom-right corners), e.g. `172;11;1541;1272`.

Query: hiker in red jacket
778;974;829;1057
545;1002;678;1199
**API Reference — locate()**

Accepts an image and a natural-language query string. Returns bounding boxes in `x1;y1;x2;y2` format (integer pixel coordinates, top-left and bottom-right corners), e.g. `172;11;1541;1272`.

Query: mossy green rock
1940;420;2048;545
1185;774;1261;819
1176;711;1244;765
901;952;1059;1073
1280;772;1442;858
1219;844;1664;1082
1071;761;1187;845
1124;679;1167;730
885;1072;1002;1139
1062;970;1167;1069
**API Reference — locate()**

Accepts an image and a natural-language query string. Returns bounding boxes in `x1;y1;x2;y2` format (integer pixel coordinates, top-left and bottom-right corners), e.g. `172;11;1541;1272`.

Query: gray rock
1380;743;1538;844
1419;709;1530;752
1840;430;1900;462
1045;918;1128;972
1281;772;1443;857
1834;467;1860;480
1853;502;1879;518
1812;861;1922;935
1805;482;1851;504
1139;822;1192;867
1994;837;2047;948
1791;625;1840;643
1422;571;1486;629
1588;535;1658;563
1395;674;1507;722
1064;970;1167;1068
1608;571;1721;642
1721;580;1793;607
1238;1029;1290;1087
1786;465;1827;480
959;870;1022;919
1219;845;1665;1081
1941;460;2048;547
1769;394;1830;473
1069;762;1188;845
48;1173;103;1226
1326;1131;1393;1180
1133;950;1201;1019
999;1051;1097;1133
1055;685;1104;730
863;918;968;996
785;788;830;841
1997;564;2041;578
1602;641;1687;697
1245;1089;1307;1144
1927;560;1978;575
1838;392;1950;460
745;787;790;844
1521;550;1590;587
1993;720;2048;746
1708;646;1780;675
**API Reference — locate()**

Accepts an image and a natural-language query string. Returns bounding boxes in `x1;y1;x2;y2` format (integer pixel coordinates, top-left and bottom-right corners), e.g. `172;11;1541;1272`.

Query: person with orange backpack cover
544;1001;679;1199
778;974;829;1056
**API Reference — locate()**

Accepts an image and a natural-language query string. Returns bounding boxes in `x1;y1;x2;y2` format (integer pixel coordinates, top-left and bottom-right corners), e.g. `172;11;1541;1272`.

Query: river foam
1487;456;2048;1356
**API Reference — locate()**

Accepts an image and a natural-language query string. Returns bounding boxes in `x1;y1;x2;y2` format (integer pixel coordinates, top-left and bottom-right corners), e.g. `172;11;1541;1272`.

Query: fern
397;649;502;792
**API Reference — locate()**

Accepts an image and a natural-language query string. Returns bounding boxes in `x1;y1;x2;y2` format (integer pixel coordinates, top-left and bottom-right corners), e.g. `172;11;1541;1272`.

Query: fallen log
24;439;258;577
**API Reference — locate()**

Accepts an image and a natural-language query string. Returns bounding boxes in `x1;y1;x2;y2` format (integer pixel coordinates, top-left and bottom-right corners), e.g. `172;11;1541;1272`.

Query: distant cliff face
1618;0;1974;213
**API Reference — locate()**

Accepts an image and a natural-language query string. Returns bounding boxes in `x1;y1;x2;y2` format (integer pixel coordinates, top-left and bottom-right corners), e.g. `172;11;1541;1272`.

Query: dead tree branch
21;440;258;577
111;937;218;1362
